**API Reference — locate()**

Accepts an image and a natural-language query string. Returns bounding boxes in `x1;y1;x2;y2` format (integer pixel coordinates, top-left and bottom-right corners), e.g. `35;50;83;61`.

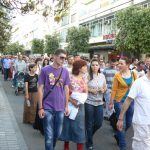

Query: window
81;19;103;37
103;16;115;35
60;29;67;42
71;13;76;23
143;4;148;8
142;2;150;8
90;20;102;37
61;16;69;26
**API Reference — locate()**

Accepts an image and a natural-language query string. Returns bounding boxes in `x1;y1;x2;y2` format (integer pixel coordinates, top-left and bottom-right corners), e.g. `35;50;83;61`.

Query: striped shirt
103;67;117;89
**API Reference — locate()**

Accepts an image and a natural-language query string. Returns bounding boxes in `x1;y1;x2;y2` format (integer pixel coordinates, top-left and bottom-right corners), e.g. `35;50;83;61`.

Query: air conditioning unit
104;20;111;25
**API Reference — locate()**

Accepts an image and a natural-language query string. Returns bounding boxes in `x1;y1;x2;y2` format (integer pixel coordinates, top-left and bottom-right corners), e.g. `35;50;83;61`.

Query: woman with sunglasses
85;59;107;150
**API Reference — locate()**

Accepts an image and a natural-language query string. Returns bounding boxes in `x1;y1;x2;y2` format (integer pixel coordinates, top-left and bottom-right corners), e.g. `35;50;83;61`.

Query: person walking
85;59;107;150
13;54;26;87
117;64;150;150
109;57;137;150
42;58;50;67
23;63;38;124
103;59;117;119
3;55;11;81
35;58;42;75
59;59;88;150
38;49;70;150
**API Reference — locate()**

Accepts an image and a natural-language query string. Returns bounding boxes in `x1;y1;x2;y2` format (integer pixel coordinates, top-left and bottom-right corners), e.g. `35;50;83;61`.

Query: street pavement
0;73;133;150
0;76;28;150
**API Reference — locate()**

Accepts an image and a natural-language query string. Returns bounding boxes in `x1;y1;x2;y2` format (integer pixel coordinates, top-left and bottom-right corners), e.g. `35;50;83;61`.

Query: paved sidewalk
0;80;28;150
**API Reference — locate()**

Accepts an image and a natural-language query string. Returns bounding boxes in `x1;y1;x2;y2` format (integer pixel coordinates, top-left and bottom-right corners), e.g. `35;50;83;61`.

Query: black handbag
33;68;63;134
109;111;118;131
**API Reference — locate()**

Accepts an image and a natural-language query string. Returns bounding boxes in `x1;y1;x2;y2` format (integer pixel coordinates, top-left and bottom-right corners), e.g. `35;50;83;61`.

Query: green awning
89;44;115;51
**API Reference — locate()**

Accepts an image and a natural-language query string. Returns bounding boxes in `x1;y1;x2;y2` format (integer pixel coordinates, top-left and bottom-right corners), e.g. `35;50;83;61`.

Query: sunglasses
59;56;66;60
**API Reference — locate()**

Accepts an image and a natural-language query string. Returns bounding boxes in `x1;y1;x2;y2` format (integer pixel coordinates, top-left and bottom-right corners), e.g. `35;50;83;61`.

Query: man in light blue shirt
3;55;11;81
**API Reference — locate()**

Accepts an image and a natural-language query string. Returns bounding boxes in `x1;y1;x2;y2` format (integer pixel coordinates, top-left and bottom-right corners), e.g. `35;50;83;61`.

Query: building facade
56;0;149;60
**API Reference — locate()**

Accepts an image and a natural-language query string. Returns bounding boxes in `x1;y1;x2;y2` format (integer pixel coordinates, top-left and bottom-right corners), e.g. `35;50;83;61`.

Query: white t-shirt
128;75;150;125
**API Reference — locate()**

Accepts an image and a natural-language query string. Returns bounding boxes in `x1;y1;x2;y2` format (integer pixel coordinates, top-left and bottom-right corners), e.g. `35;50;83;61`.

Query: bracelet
38;108;44;111
118;118;123;121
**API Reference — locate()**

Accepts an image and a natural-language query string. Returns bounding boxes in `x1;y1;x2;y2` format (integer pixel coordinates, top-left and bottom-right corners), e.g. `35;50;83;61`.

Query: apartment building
11;14;52;51
56;0;149;60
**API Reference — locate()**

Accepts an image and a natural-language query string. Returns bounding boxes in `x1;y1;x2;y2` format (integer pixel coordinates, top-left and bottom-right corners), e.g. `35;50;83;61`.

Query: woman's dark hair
35;58;42;64
42;58;50;67
28;63;36;71
72;59;87;75
89;59;100;80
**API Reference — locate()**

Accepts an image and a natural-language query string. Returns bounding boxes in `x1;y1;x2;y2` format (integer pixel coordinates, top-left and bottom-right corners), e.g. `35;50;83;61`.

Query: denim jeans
114;100;134;149
85;103;103;148
43;110;64;150
4;68;9;81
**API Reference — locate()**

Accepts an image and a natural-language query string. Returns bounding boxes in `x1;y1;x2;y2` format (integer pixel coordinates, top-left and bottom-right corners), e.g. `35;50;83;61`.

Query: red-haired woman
59;59;88;150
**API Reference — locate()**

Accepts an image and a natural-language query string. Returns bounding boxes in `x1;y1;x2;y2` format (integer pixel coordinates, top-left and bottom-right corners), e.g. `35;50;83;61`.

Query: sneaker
87;146;94;150
12;85;14;87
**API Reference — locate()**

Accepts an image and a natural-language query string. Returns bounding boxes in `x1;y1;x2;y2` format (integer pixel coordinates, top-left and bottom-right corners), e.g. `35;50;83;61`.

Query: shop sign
103;34;115;40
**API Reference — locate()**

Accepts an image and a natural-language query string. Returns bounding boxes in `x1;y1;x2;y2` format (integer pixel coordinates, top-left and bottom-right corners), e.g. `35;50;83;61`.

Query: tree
0;0;69;18
44;34;60;54
31;38;44;54
0;8;11;53
115;6;150;57
6;42;25;54
67;26;90;54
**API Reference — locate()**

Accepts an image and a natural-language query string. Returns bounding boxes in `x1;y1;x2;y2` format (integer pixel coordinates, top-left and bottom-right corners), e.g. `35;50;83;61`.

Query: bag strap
43;67;63;101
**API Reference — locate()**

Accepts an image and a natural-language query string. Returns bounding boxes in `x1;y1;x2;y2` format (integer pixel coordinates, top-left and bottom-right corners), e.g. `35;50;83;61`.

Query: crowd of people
0;50;150;150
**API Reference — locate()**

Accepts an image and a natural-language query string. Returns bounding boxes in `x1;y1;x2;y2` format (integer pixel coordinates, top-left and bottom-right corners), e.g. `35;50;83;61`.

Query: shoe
12;85;14;87
87;146;94;150
114;134;119;146
104;116;109;121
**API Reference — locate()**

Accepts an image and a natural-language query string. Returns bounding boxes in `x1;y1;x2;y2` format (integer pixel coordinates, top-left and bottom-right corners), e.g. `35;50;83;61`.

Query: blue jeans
4;68;9;81
114;101;134;149
43;110;64;150
85;103;103;148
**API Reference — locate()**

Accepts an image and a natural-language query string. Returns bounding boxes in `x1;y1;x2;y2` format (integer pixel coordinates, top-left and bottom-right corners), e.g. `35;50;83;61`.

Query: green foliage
0;8;11;53
115;6;150;56
0;0;69;19
31;38;44;54
67;26;90;54
44;34;60;54
6;42;25;54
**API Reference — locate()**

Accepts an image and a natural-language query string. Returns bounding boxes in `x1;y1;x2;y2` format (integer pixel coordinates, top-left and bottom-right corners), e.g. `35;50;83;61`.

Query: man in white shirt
13;54;26;87
117;66;150;150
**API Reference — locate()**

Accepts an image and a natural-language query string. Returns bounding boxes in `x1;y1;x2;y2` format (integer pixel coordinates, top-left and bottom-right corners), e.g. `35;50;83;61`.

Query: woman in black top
23;63;38;124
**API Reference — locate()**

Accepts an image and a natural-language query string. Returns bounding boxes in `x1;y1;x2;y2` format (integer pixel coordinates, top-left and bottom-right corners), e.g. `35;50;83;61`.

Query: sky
10;0;55;49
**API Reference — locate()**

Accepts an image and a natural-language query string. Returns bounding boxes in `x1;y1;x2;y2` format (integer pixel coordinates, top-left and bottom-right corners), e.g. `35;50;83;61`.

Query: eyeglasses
59;56;66;60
